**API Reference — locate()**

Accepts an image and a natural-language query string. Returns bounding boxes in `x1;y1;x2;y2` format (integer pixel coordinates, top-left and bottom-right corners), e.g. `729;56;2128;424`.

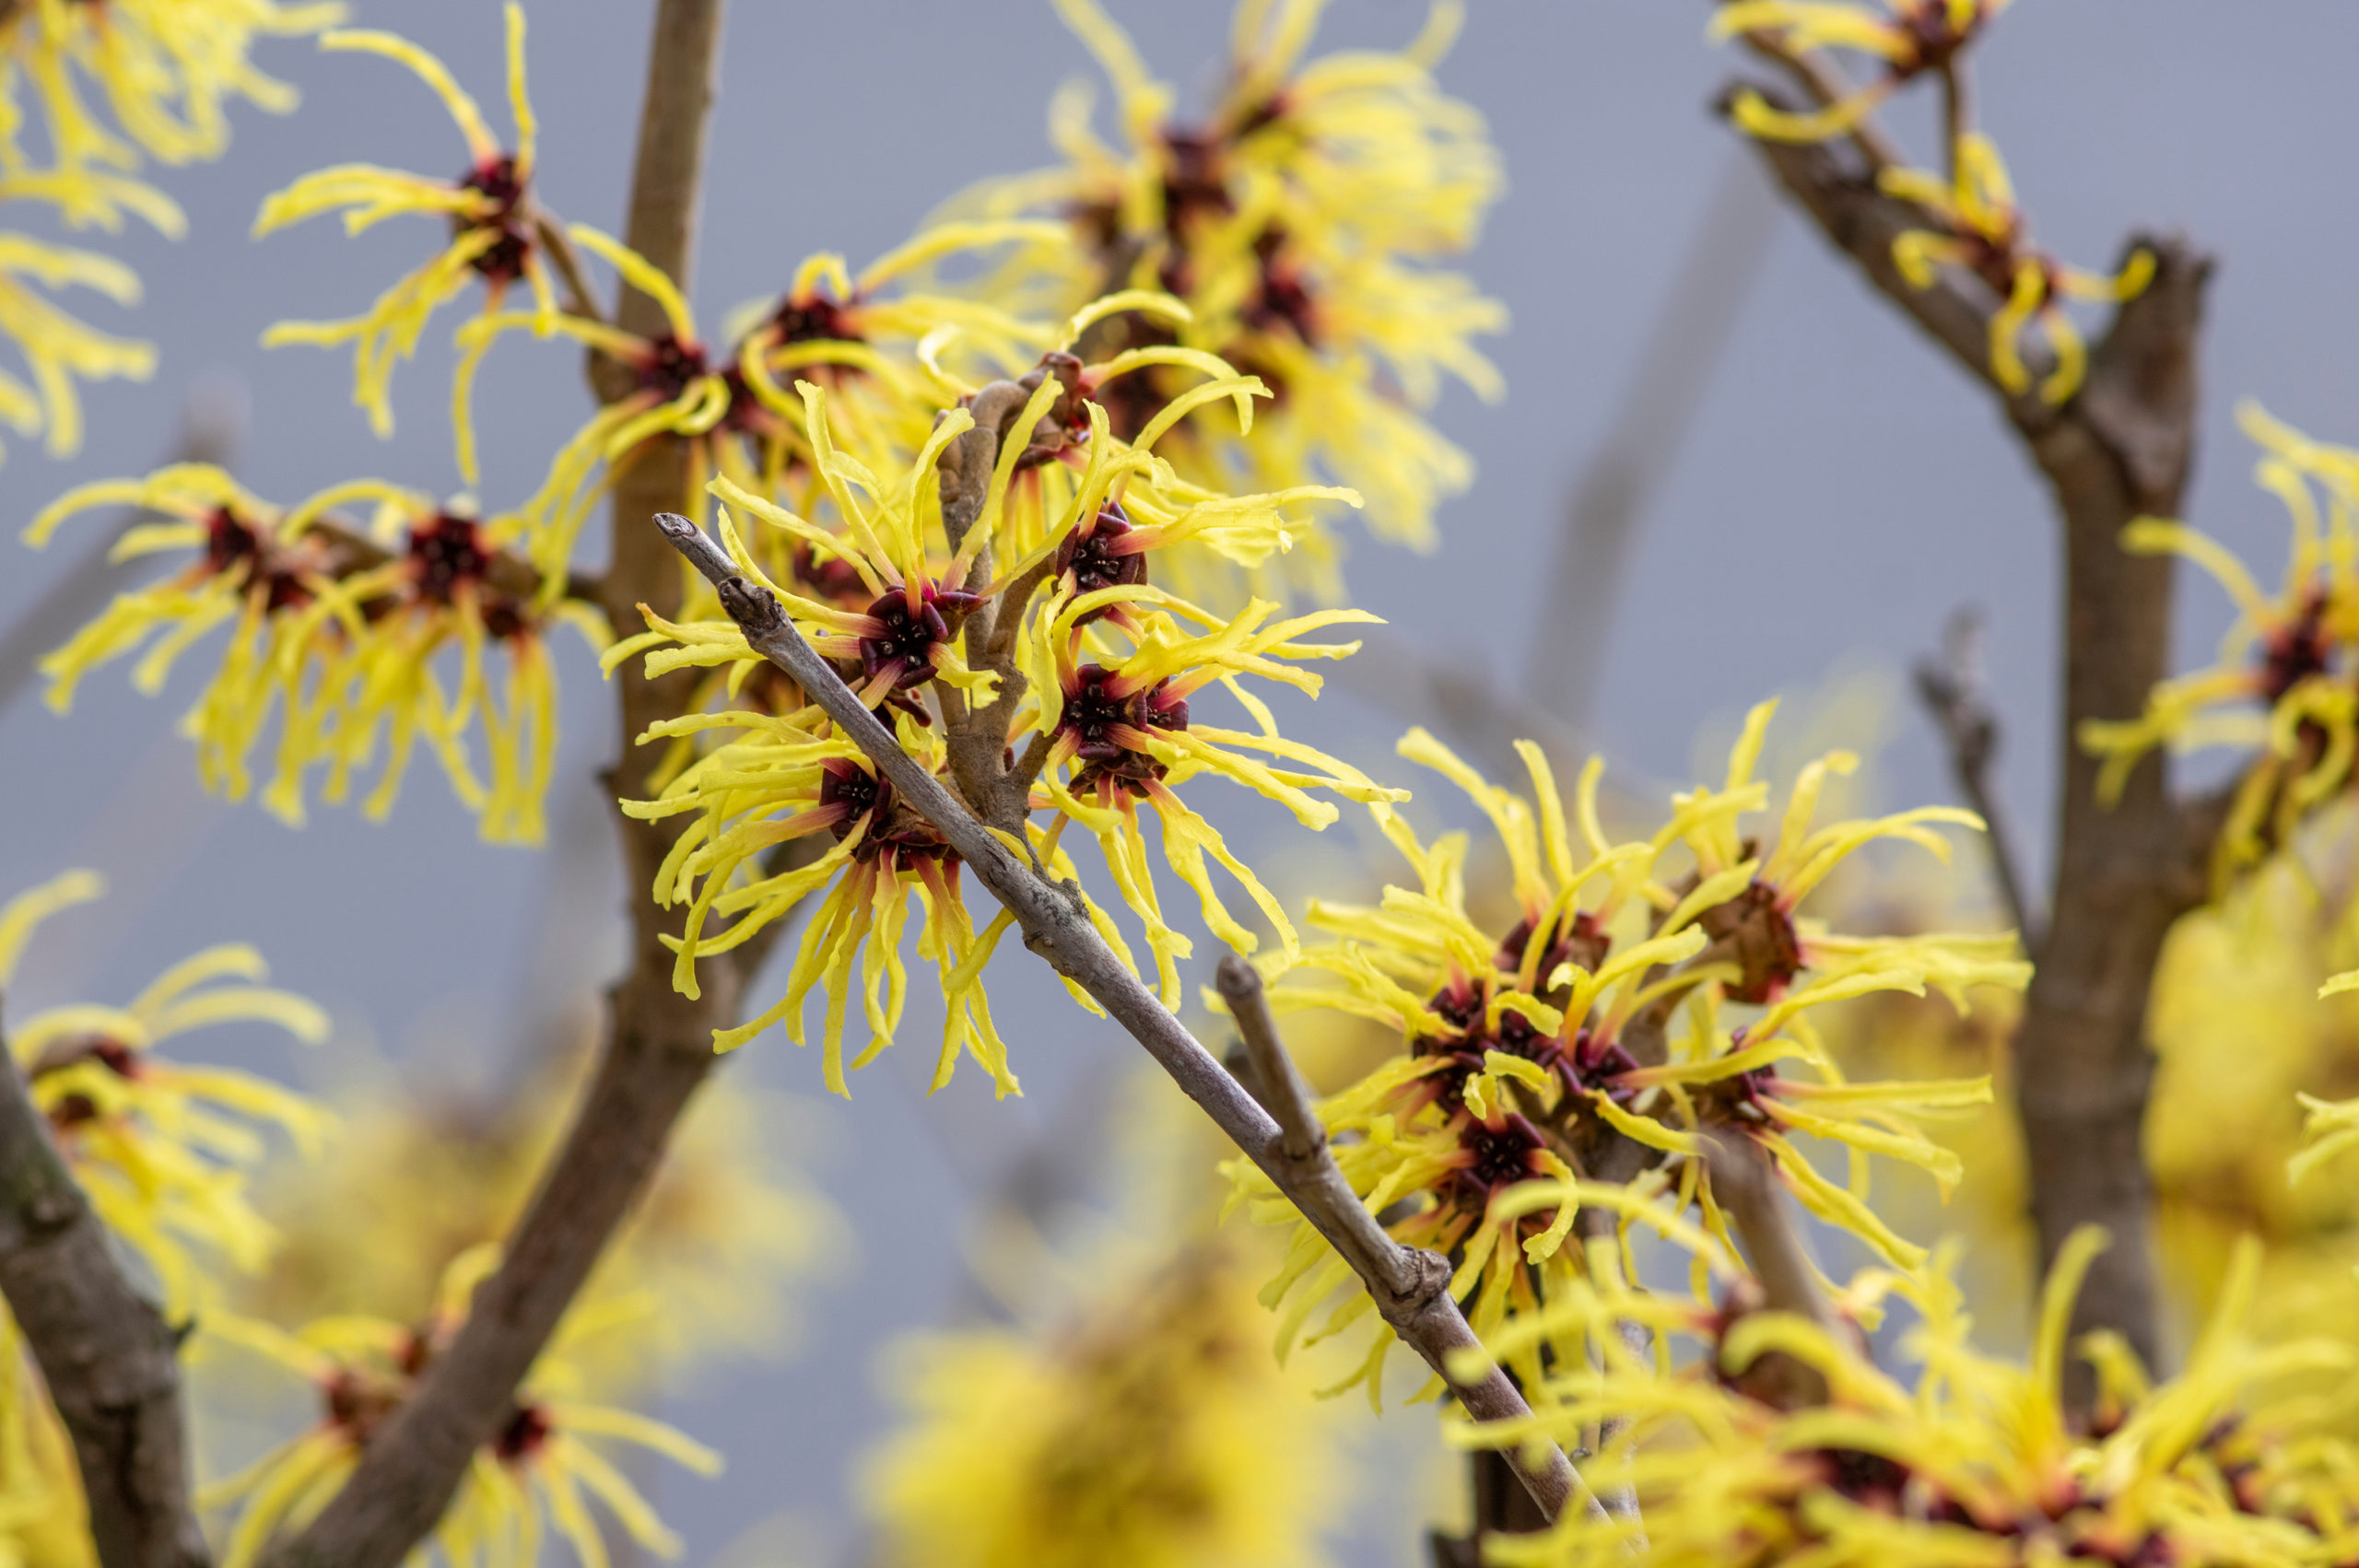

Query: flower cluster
1474;1224;2353;1568
945;0;1505;554
2084;405;2359;883
201;1248;720;1568
0;0;335;462
614;361;1393;1094
1224;706;2024;1397
0;870;332;1313
1713;2;2150;403
27;463;604;842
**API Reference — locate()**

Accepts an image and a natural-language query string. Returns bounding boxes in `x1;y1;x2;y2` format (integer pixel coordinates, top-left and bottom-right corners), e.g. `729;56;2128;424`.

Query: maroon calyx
770;290;862;346
493;1402;552;1462
407;514;490;603
454;155;532;286
1449;1111;1549;1211
1052;502;1148;621
858;583;980;693
1695;879;1802;1005
2260;591;2332;702
638;332;710;402
1062;666;1189;797
816;758;885;842
205;507;318;613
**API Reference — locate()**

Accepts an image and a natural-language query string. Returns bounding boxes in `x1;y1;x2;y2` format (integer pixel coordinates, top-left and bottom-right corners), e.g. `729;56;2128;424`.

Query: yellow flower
1713;1;2010;143
1;0;340;173
1475;1231;2350;1568
460;222;1070;590
0;229;157;461
613;369;1389;1087
950;0;1504;550
200;1249;720;1568
2084;404;2359;880
861;1236;1348;1568
0;870;331;1314
254;6;551;459
1225;709;2016;1397
0;0;333;463
26;463;604;841
1879;135;2153;403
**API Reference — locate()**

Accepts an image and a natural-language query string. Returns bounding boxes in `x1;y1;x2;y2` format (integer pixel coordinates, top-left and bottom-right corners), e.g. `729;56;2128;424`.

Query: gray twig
1913;607;2037;942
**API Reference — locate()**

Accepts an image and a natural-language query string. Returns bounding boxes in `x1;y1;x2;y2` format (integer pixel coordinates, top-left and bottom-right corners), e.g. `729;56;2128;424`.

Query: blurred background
4;1;2358;1562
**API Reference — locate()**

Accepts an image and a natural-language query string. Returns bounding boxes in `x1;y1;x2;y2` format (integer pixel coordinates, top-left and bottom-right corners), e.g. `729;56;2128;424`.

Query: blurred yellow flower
948;0;1504;551
232;1032;841;1395
202;1248;719;1568
27;462;604;841
0;869;331;1314
2084;404;2359;880
255;6;552;457
862;1236;1349;1568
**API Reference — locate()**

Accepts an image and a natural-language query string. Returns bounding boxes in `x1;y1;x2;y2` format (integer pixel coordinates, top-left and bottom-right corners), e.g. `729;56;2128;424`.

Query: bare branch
1215;957;1327;1163
1728;90;2218;1402
1701;1132;1836;1412
532;211;605;325
0;1018;206;1568
266;6;733;1565
1913;607;2037;942
656;511;1594;1525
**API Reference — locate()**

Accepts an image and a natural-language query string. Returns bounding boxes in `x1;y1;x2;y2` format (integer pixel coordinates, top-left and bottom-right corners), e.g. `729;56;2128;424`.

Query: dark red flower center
1063;667;1189;796
494;1402;551;1461
639;333;709;402
454;155;531;285
407;514;489;603
1053;504;1149;621
859;585;978;691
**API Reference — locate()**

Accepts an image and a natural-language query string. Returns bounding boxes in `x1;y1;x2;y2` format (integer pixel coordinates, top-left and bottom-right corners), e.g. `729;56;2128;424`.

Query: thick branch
1730;100;2216;1397
266;6;731;1565
659;513;1590;1524
0;1027;205;1568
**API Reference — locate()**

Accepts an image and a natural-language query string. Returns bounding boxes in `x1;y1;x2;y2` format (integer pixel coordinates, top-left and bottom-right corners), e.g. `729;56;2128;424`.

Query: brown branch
657;511;1592;1524
264;5;733;1565
532;211;605;325
1702;1132;1836;1412
1913;607;2037;942
1727;99;2216;1405
0;1016;206;1568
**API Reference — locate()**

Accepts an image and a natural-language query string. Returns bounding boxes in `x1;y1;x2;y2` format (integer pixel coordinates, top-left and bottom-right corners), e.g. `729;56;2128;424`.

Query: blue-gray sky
2;2;2354;1561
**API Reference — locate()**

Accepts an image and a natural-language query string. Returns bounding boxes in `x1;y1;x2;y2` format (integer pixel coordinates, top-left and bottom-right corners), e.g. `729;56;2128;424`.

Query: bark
1731;105;2217;1396
0;1034;206;1568
264;4;733;1563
